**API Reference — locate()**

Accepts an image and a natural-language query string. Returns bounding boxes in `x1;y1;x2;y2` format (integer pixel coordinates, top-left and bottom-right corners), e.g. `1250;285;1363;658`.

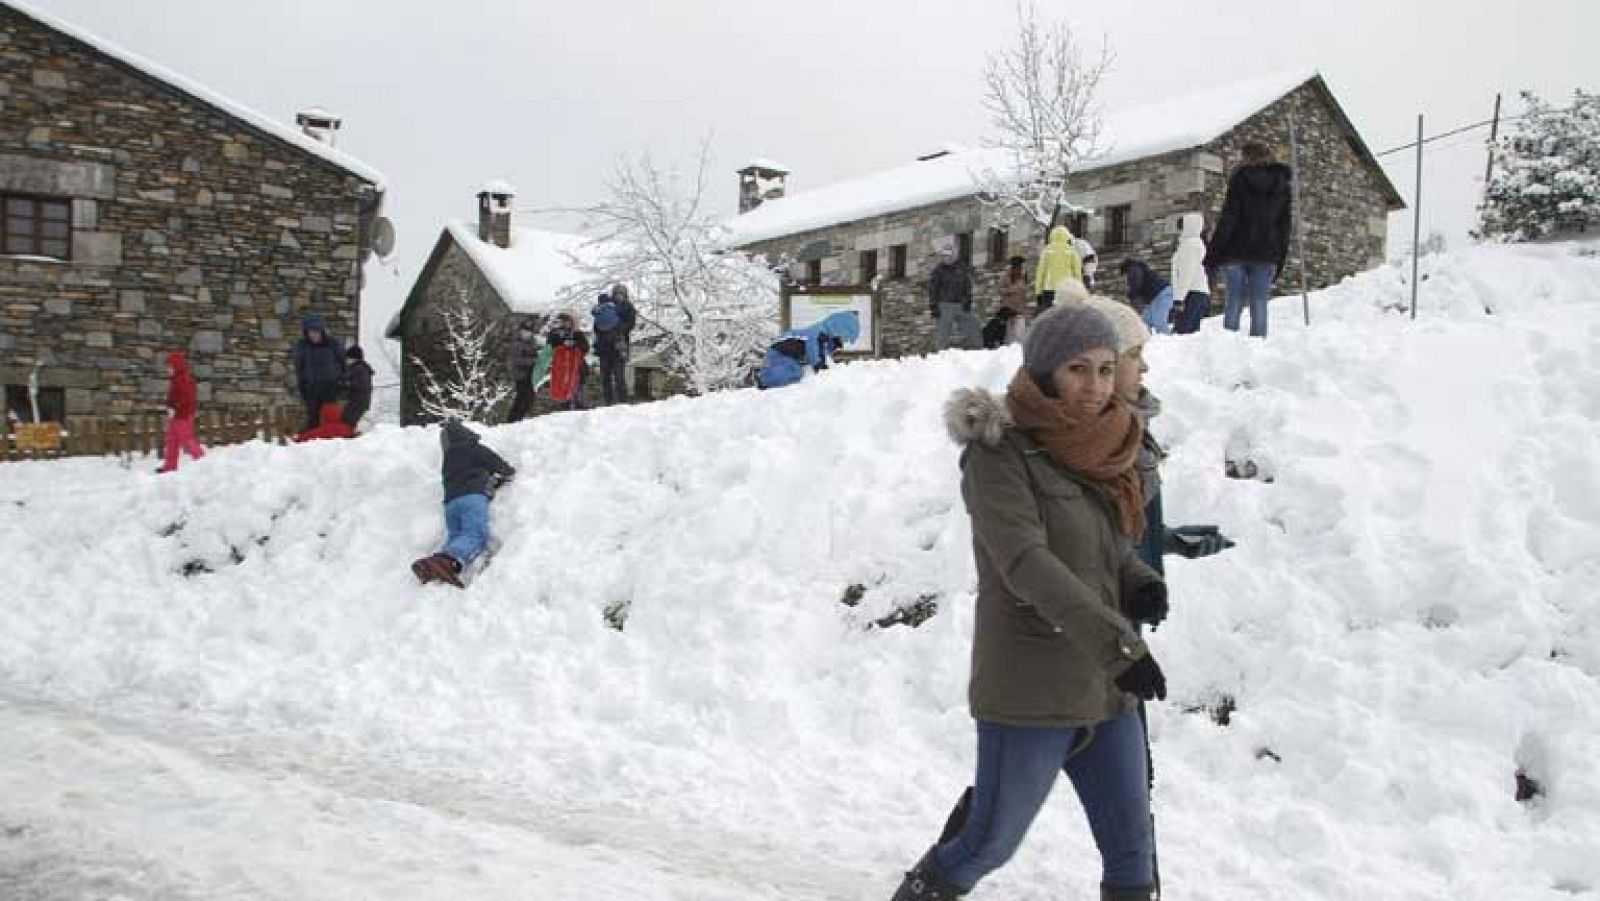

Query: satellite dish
372;216;396;259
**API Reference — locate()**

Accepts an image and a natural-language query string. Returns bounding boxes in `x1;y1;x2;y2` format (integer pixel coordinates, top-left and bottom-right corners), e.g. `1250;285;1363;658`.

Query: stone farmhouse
387;185;635;425
0;0;386;425
728;71;1405;358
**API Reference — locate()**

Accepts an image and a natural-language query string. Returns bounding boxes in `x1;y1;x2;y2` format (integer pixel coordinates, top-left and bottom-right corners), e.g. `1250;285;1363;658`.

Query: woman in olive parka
890;304;1169;901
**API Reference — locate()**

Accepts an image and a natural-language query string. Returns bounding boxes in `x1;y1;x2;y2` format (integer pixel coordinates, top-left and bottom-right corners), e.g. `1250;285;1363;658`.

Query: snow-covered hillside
2;242;1598;900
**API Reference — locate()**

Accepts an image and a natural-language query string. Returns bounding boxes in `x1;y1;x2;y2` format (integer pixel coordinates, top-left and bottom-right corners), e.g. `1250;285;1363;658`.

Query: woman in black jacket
1204;140;1292;338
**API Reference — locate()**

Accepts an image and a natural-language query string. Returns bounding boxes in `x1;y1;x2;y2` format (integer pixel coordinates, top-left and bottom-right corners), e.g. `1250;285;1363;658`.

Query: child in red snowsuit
159;351;205;473
294;402;357;442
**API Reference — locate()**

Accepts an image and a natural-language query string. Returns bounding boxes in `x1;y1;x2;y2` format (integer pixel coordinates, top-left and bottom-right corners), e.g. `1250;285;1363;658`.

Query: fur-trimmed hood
945;387;1011;448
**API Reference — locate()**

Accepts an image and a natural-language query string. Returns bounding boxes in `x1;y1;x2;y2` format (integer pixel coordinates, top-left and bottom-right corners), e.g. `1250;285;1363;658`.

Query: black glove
1124;581;1168;628
1164;525;1235;559
1114;652;1167;701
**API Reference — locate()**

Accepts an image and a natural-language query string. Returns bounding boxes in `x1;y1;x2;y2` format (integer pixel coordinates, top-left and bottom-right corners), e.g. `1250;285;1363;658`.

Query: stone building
728;71;1404;357
388;184;629;425
0;1;385;424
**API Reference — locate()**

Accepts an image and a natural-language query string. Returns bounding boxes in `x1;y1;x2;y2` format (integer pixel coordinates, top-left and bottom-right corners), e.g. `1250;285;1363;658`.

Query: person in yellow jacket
1033;225;1083;311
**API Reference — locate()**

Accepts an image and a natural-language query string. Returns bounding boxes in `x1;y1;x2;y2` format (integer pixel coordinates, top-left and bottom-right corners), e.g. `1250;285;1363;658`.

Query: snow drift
1;242;1598;900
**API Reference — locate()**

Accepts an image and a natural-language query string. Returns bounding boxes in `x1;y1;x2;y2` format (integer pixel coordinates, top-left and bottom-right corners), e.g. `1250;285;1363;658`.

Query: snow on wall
7;0;385;188
728;70;1317;246
1;242;1598;897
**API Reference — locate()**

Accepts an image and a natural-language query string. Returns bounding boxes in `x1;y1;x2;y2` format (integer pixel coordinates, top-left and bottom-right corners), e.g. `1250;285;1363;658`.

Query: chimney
737;159;791;213
295;107;342;146
476;181;516;249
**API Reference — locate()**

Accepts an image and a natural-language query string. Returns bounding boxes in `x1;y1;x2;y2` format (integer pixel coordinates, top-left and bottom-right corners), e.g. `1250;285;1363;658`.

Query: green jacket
945;387;1161;727
1033;225;1083;296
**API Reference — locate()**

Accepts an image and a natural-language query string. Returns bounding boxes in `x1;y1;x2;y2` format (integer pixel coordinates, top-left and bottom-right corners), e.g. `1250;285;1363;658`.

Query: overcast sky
23;0;1600;359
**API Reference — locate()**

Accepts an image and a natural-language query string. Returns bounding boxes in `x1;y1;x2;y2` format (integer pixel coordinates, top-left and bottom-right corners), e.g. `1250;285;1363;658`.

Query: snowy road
0;696;871;900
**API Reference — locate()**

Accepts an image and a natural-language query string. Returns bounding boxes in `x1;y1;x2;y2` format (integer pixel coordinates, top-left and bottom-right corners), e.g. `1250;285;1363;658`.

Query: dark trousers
340;395;369;430
1174;291;1210;335
506;368;535;423
300;384;338;431
598;352;627;406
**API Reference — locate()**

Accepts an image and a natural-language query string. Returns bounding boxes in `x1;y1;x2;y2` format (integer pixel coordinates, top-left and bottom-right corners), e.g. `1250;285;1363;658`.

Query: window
1067;211;1090;239
2;195;72;260
955;232;973;266
888;244;907;279
805;258;822;285
986;228;1008;268
859;248;878;282
1105;204;1131;248
5;384;66;424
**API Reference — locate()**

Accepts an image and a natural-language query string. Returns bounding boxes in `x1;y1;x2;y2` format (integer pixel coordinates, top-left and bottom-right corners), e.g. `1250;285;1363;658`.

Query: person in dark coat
1205;140;1293;337
505;315;542;423
412;420;516;588
340;346;374;430
891;305;1168;901
292;314;346;431
1119;259;1173;335
928;241;978;350
591;293;629;406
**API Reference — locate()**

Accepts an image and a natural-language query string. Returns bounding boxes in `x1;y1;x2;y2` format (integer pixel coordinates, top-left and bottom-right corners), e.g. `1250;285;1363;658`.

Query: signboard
781;286;880;356
12;422;62;452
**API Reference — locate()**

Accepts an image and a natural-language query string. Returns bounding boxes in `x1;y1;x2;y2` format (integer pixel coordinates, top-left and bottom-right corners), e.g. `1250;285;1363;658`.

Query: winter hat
345;345;365;361
1085;296;1148;354
1021;303;1119;384
1055;278;1090;305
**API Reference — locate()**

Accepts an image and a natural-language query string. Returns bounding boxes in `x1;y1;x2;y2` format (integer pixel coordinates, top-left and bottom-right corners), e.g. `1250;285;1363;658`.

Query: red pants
161;416;205;471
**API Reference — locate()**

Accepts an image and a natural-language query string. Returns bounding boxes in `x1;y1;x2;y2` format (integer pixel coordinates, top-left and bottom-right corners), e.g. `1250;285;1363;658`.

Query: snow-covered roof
741;159;791;175
445;221;593;316
6;0;384;188
728;70;1320;246
479;179;518;196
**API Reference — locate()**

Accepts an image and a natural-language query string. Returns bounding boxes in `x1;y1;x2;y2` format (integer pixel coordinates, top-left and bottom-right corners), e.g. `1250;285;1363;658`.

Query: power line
1374;106;1572;158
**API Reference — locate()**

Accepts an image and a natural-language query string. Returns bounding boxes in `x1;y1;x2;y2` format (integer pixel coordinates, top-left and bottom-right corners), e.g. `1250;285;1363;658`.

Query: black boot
1101;885;1159;900
891;850;963;900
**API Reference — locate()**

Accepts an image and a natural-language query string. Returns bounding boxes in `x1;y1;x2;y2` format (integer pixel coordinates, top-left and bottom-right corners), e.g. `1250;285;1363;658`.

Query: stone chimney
295;108;342;146
476;181;516;248
737;160;791;213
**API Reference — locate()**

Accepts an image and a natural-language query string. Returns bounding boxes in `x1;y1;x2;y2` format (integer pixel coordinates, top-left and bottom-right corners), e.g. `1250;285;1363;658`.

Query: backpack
592;300;621;333
615;297;637;332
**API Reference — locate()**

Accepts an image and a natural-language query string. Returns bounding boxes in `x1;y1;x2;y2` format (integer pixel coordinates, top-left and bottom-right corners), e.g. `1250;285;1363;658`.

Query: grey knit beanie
1022;303;1120;382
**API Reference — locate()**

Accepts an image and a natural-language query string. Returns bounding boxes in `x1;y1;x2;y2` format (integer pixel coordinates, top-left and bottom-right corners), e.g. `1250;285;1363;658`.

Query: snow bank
2;242;1598;899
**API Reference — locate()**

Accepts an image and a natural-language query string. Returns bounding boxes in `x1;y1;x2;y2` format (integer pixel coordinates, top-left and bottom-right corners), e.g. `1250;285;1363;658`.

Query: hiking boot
890;850;963;900
1102;886;1159;901
411;556;438;584
431;554;465;588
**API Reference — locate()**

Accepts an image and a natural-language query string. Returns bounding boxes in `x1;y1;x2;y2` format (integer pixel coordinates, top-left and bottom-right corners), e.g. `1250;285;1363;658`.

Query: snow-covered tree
1478;90;1600;242
970;2;1111;230
412;293;510;423
564;142;778;395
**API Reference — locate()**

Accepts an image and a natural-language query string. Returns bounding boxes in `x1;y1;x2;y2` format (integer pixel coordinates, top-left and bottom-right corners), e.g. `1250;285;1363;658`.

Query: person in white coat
1169;213;1211;335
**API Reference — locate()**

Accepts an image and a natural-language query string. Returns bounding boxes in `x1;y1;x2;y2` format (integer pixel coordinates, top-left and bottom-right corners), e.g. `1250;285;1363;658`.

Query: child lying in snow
411;421;516;588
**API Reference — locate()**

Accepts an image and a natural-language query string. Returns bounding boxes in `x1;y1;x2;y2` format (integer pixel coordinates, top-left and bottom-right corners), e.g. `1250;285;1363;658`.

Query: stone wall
0;8;378;418
736;78;1396;354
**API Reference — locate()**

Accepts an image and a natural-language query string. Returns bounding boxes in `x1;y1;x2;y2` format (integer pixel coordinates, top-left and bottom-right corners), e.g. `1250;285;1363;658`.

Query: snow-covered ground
2;242;1598;900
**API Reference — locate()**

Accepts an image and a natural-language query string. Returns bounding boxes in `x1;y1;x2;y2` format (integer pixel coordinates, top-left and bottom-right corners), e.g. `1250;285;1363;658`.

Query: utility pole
1410;114;1423;321
1483;93;1503;191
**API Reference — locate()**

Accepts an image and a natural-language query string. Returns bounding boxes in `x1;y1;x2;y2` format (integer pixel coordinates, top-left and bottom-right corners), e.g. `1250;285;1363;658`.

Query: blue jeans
1222;263;1276;337
1140;286;1175;335
931;709;1155;892
441;493;490;566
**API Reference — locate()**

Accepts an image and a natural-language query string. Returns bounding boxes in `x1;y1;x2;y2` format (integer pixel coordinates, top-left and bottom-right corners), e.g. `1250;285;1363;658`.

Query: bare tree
972;2;1112;230
564;140;779;395
413;293;510;423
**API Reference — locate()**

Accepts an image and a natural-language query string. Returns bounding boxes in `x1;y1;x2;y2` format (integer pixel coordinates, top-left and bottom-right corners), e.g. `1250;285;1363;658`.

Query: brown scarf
1005;370;1146;537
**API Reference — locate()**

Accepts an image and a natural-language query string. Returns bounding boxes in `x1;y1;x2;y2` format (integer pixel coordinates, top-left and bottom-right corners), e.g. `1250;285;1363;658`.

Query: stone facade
0;5;381;420
736;78;1401;356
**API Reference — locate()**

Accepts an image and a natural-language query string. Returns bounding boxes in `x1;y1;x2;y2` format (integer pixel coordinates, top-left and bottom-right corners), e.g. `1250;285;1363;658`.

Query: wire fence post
1288;117;1312;327
1483;93;1503;196
1410;113;1423;321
